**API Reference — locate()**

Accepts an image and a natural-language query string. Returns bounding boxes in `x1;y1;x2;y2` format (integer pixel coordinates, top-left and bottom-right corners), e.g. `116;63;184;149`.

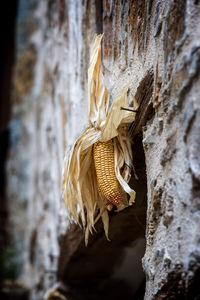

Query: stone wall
2;0;200;299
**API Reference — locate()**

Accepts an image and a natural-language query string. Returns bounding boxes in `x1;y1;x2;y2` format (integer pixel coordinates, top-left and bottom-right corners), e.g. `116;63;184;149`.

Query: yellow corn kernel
93;140;123;209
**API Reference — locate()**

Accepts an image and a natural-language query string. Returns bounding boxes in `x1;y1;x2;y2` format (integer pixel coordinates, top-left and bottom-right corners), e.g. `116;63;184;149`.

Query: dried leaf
62;34;138;243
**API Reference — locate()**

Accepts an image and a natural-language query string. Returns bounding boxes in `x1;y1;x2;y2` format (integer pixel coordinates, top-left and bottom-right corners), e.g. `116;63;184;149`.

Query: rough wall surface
3;0;200;299
5;0;96;298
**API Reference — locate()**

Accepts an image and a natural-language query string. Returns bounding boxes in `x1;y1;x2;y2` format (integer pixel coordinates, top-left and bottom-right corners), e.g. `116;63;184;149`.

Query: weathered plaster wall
5;0;96;298
100;1;200;298
3;0;200;299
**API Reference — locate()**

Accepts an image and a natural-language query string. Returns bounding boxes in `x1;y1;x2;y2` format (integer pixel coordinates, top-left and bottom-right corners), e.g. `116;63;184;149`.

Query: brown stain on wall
103;0;114;60
58;0;65;30
153;62;162;109
12;45;36;104
95;0;103;34
47;0;59;28
160;131;177;167
147;183;163;246
60;94;66;150
128;0;146;54
112;0;120;61
29;229;38;265
102;0;152;63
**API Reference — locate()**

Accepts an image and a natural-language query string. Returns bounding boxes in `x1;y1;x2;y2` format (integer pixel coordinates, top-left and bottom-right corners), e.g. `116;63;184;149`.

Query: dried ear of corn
93;140;124;209
62;34;137;245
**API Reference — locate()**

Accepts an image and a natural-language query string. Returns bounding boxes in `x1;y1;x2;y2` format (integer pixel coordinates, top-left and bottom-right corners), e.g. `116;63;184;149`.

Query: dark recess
0;3;30;298
0;2;26;300
0;0;18;251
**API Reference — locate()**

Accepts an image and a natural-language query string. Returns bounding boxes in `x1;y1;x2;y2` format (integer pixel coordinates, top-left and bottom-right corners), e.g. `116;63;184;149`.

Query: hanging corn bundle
62;34;138;244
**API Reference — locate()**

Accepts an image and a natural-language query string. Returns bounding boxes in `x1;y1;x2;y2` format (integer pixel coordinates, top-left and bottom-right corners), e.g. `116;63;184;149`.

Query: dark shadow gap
0;1;30;300
0;0;18;271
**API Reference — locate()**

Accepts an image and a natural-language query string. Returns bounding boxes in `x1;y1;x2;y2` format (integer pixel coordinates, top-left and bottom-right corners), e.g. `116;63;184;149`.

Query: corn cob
93;140;124;209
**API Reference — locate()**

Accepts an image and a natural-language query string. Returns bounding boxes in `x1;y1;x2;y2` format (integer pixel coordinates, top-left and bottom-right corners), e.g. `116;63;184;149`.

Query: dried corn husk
62;34;138;244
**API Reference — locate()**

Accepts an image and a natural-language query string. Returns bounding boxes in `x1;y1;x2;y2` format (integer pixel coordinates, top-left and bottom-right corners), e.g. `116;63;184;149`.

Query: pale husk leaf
62;34;138;243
